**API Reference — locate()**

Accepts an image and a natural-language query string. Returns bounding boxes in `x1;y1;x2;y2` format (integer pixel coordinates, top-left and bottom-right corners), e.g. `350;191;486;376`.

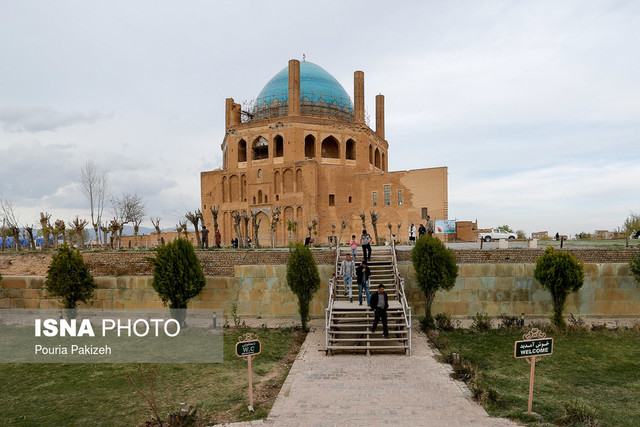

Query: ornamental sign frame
514;328;554;415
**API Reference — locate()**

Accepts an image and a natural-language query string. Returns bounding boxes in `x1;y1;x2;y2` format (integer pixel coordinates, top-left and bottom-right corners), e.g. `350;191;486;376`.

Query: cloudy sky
1;0;638;236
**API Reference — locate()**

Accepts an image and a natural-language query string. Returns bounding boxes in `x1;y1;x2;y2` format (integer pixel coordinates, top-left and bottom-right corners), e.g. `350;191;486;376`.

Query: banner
435;220;456;234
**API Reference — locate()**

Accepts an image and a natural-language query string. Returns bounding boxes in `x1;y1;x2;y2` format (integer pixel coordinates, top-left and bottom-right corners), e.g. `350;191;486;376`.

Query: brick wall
397;249;639;264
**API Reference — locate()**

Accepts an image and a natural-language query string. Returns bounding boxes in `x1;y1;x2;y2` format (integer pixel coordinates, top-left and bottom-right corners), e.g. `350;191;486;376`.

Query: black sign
235;340;261;357
514;338;553;358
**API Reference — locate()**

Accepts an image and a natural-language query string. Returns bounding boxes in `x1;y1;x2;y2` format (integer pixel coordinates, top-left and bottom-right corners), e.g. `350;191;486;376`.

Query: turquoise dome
253;62;353;118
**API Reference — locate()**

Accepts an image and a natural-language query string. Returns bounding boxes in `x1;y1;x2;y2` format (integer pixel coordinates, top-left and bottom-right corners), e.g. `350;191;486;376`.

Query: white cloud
0;0;638;235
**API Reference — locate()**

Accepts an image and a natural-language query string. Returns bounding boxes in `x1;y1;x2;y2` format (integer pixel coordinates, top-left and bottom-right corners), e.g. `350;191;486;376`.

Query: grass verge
1;327;305;426
432;328;640;426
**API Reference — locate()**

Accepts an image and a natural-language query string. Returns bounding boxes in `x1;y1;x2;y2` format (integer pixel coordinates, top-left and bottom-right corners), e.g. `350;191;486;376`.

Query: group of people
339;228;391;338
199;225;222;249
339;253;389;338
408;215;435;245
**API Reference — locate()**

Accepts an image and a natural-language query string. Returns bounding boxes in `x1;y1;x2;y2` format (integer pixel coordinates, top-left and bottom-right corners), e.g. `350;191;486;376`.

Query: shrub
286;242;320;331
498;313;520;329
435;312;455;331
630;251;640;283
534;247;585;328
557;399;599;426
411;235;458;329
471;312;492;332
150;238;206;325
44;244;96;310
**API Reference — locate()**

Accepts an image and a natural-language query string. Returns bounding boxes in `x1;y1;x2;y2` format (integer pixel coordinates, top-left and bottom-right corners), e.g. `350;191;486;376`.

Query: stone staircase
326;245;411;356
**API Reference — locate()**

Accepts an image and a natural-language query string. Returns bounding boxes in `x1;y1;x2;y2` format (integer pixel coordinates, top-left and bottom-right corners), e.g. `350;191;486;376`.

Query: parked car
478;228;517;242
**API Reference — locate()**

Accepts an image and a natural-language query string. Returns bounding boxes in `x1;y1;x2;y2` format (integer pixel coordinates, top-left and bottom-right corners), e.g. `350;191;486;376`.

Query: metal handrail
325;237;341;353
390;230;412;355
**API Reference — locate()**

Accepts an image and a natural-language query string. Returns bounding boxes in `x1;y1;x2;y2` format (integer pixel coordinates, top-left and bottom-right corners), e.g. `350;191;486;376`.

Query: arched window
238;139;247;162
229;175;239;202
252;136;269;160
346;138;356;160
241;174;246;201
283;169;294;193
382;152;386;171
369;144;373;164
274;135;284;157
274;170;280;194
321;136;339;158
222;176;227;202
257;169;262;179
374;148;381;169
305;135;315;158
296;169;303;192
258;190;263;204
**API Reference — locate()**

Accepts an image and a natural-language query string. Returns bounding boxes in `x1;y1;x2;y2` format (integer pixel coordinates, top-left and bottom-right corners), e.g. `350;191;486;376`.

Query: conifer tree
150;238;206;326
286;242;320;331
411;235;458;329
534;247;584;328
44;244;96;310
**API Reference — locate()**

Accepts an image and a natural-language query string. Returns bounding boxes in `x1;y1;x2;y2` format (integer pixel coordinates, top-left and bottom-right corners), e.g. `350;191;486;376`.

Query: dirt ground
0;252;52;276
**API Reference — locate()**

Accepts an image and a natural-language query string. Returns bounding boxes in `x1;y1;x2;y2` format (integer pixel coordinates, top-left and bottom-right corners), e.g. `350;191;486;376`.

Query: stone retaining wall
2;261;637;319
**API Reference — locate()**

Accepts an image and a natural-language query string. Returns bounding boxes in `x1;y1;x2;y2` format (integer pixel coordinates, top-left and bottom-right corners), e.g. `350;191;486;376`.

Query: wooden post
528;356;536;414
247;355;254;411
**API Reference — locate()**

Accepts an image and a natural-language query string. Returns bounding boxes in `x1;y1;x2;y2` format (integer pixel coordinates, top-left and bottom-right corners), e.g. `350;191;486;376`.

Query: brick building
200;59;448;246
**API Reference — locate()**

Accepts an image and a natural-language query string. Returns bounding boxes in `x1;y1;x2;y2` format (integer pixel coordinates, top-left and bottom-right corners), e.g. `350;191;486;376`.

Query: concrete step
327;345;408;351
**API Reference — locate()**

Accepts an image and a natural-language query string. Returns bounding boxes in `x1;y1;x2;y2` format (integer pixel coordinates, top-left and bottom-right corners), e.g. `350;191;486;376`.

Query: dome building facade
201;59;447;246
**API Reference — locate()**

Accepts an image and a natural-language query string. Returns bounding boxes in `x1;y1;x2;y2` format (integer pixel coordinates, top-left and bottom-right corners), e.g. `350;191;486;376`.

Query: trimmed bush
411;235;458;329
44;244;96;310
150;238;206;325
286;242;320;331
471;311;492;332
630;251;640;283
534;247;584;328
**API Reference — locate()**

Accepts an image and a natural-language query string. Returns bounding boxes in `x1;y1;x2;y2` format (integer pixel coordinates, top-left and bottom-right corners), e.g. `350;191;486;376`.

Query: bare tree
24;224;36;250
0;221;7;251
39;212;52;248
150;217;162;246
99;224;109;248
209;205;220;236
175;220;188;240
251;209;262;248
53;219;66;248
241;210;250;247
0;197;20;250
70;216;88;249
369;210;381;246
287;220;298;243
270;206;281;248
330;223;337;248
185;210;202;247
338;218;348;244
80;160;109;246
108;218;122;249
112;193;146;246
231;211;243;248
358;211;367;231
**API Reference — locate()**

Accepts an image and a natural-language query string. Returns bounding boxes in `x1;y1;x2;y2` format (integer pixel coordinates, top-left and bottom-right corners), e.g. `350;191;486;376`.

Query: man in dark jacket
356;260;372;305
369;284;389;338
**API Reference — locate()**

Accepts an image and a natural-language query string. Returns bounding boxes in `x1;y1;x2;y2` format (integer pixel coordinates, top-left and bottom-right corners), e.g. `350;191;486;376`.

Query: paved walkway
225;323;518;426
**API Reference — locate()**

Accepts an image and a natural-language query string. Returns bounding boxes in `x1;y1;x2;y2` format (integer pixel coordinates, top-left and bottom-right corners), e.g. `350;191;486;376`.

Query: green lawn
437;328;640;426
1;327;304;426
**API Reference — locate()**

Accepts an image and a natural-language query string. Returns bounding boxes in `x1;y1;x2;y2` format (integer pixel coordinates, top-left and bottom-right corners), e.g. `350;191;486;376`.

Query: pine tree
534;247;584;328
44;244;96;310
411;235;458;329
149;238;206;325
286;242;320;331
